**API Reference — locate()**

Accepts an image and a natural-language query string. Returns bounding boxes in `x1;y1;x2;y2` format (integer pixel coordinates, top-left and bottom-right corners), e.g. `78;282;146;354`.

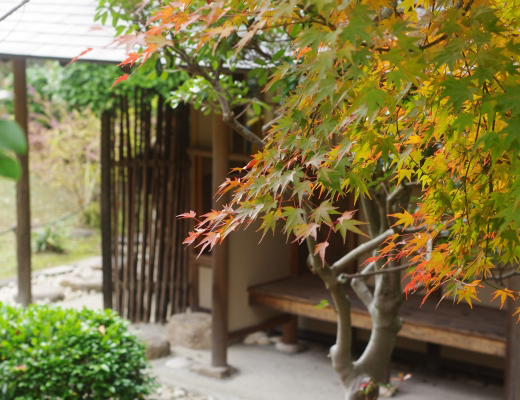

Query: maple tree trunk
316;267;402;400
308;193;406;399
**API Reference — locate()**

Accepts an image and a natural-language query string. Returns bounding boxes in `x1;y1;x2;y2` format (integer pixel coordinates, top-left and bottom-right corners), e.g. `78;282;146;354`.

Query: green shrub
0;304;156;399
31;224;68;253
82;201;101;229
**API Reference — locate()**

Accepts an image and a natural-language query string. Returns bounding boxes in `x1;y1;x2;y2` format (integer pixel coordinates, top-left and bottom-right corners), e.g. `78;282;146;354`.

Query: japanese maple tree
97;0;520;397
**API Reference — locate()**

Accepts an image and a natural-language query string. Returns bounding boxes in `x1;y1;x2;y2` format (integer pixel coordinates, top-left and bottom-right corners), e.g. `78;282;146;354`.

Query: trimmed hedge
0;304;156;399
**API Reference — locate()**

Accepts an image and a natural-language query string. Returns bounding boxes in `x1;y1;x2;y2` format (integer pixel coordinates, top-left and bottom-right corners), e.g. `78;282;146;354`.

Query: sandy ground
150;341;502;400
54;293;503;400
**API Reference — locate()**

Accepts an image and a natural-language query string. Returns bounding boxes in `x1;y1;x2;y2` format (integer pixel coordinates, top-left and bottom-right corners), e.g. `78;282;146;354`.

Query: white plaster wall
227;224;291;332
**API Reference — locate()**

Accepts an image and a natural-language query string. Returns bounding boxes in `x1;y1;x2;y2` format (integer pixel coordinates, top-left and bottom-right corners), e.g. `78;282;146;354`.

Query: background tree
99;0;520;398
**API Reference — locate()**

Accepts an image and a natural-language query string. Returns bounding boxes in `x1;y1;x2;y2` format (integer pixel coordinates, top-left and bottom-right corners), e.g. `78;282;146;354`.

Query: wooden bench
248;273;507;357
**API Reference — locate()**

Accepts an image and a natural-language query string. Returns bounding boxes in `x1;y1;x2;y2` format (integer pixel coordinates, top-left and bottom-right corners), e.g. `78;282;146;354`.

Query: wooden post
505;275;520;400
13;58;31;307
101;111;113;309
282;242;299;345
211;114;229;368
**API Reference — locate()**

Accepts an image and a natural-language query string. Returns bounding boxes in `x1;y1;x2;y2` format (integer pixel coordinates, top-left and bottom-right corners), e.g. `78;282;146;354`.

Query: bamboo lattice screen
107;90;191;323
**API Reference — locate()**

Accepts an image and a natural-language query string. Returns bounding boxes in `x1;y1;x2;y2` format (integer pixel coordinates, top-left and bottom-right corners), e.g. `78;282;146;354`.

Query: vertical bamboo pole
13;58;31;307
101;111;113;309
211;114;229;367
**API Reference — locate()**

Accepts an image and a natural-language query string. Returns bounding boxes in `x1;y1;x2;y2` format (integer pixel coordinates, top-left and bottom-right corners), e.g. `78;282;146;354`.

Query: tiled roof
0;0;124;63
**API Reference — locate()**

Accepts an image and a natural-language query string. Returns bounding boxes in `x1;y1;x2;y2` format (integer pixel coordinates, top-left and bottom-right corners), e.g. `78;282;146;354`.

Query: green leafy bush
0;304;156;399
31;224;68;253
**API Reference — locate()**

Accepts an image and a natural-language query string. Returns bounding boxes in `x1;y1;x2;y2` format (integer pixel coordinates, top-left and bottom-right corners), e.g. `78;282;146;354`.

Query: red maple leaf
314;241;329;266
118;52;141;68
67;47;93;65
111;74;130;89
178;210;197;219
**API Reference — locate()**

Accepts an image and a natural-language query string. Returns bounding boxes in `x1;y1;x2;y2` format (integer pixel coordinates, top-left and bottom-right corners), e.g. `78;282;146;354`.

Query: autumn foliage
103;0;520;311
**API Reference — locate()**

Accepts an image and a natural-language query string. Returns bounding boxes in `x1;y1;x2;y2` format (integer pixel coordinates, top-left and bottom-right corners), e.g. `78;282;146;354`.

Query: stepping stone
60;267;102;292
60;276;102;292
144;337;171;359
244;331;271;346
14;285;65;303
165;357;193;369
167;312;211;350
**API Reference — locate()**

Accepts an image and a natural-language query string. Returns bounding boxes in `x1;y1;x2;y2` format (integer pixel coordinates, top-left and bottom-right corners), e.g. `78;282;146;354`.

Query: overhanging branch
331;228;395;273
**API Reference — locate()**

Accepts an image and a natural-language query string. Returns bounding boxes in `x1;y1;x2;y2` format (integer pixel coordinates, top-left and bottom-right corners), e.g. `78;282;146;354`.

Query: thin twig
0;0;29;24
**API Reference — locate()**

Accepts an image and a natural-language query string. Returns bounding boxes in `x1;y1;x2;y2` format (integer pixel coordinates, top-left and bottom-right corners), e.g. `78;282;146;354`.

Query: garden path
1;257;503;400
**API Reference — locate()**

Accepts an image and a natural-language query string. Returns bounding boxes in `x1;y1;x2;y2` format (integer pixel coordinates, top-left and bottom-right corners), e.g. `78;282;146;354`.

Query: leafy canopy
108;0;520;309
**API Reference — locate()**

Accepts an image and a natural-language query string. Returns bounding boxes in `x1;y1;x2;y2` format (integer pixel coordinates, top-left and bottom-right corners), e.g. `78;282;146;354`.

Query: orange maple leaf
178;210;197;219
118;52;140;68
111;73;130;89
491;288;516;310
314;241;329;267
68;47;93;66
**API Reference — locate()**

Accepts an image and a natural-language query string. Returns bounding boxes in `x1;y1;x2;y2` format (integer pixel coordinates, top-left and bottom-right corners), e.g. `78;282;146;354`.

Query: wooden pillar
189;106;201;311
101;111;113;309
282;242;299;344
505;275;520;400
211;114;229;367
13;58;31;307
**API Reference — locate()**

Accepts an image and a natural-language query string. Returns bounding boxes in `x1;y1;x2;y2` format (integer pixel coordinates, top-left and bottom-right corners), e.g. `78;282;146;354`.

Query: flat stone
275;341;307;354
189;363;237;379
60;266;102;292
243;331;271;346
60;275;102;292
166;312;211;350
142;336;171;359
37;265;74;276
15;285;65;303
165;357;193;369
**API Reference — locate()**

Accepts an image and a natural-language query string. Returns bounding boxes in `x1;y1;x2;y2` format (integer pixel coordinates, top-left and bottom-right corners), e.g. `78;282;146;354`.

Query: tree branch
342;262;413;281
331;228;395;273
0;0;29;24
350;262;375;310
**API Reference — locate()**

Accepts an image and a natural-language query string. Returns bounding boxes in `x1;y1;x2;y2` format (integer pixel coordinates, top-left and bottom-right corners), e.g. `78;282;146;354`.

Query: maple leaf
390;210;415;230
111;74;130;89
178;210;197;219
200;210;224;225
118;52;141;68
196;231;220;254
314;241;329;266
68;47;93;65
183;230;202;246
107;34;145;54
455;285;481;308
491;288;516;309
336;212;368;240
293;223;319;243
312;201;340;226
514;307;520;323
146;26;164;36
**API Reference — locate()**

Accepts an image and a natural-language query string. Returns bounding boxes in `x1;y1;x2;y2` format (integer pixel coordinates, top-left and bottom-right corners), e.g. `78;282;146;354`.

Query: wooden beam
101;111;113;309
13;57;31;307
211;114;229;368
188;147;251;163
